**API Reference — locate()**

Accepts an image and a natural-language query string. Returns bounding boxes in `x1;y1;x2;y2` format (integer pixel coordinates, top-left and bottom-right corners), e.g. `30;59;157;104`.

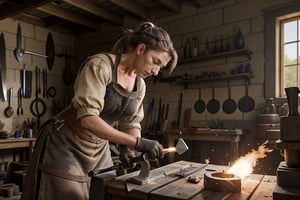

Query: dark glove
135;137;164;159
118;145;137;169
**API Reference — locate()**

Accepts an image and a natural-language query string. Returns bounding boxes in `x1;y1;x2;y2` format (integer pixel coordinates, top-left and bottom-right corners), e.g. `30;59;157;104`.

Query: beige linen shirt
71;54;145;131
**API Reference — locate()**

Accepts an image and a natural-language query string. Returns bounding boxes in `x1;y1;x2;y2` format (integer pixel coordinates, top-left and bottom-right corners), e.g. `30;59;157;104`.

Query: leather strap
55;105;102;144
21;119;55;200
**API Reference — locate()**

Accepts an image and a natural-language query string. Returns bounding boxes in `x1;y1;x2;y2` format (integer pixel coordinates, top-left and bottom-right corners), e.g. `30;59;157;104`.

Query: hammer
130;138;189;163
164;137;189;155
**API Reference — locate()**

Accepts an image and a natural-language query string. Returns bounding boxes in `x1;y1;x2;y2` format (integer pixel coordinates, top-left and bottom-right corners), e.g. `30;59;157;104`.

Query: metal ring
47;86;56;97
30;98;47;117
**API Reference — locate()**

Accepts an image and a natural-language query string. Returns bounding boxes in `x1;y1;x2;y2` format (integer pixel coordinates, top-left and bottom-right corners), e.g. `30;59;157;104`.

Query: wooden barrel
255;114;280;139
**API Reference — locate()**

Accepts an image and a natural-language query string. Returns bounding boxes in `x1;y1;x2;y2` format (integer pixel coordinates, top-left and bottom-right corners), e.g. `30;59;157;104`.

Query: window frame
264;2;300;100
280;16;300;96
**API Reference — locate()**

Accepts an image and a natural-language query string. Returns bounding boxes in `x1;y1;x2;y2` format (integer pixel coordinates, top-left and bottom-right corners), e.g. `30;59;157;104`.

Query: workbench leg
230;142;239;162
89;170;116;200
28;141;35;160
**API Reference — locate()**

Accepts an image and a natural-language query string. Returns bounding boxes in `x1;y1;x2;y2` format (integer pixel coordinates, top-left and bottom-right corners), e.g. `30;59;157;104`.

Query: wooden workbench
0;138;36;159
166;129;243;163
106;160;277;200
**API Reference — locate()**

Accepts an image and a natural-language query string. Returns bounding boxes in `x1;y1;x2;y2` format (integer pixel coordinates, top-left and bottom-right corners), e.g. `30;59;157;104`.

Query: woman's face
134;44;171;78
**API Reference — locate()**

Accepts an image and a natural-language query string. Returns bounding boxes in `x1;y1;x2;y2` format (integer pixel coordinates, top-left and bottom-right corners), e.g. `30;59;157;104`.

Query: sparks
225;141;273;181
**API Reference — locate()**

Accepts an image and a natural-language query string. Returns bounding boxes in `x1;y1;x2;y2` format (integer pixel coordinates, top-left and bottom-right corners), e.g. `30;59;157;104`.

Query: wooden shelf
178;48;252;65
176;73;253;89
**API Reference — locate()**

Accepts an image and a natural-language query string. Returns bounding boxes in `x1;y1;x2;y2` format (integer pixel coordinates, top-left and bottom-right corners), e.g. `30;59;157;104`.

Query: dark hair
111;22;178;73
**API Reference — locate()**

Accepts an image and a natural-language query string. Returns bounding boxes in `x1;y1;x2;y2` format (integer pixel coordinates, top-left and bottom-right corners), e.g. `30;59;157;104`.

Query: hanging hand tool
7;24;55;70
4;88;14;118
11;24;48;62
30;66;47;128
21;64;26;97
43;69;48;98
0;33;7;102
20;64;32;98
38;67;41;94
17;88;23;115
13;24;47;62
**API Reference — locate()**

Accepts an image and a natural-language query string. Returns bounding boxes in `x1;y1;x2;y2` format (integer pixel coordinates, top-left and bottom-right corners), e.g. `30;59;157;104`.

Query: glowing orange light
225;141;273;182
204;158;210;164
164;147;176;153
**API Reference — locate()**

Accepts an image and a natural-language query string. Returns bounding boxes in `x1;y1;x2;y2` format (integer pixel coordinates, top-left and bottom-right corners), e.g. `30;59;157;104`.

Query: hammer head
176;138;189;155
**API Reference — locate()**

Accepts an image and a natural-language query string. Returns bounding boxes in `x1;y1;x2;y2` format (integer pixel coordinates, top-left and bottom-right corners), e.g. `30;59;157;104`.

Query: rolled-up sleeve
71;55;112;119
118;78;146;131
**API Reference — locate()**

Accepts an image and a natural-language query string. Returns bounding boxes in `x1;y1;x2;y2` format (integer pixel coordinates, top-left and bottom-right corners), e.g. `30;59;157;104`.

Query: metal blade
46;32;55;70
176;138;189;155
14;23;24;62
0;33;7;101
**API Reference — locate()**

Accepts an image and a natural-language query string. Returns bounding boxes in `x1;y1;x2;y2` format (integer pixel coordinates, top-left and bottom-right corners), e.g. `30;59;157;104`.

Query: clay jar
234;29;245;49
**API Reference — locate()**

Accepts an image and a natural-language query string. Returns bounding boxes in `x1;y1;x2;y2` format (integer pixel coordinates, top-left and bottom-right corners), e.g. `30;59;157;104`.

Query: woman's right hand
135;137;164;159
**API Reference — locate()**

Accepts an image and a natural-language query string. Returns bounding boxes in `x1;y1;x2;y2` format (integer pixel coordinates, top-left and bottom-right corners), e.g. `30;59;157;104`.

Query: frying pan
222;82;237;114
194;88;206;113
4;88;14;118
207;85;220;114
238;80;255;112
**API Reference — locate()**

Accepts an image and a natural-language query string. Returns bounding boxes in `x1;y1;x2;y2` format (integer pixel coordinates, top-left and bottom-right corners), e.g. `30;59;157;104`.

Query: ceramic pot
234;29;244;49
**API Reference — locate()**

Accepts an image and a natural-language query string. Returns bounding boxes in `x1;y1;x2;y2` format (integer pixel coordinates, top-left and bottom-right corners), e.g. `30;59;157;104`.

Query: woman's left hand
118;145;137;169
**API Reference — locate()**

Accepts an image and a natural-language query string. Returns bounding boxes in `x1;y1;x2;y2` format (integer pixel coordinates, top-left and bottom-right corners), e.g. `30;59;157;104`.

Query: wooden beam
12;13;45;27
195;0;225;7
37;3;102;30
62;0;123;25
43;16;68;27
0;0;53;20
151;8;175;19
110;0;150;19
158;0;181;13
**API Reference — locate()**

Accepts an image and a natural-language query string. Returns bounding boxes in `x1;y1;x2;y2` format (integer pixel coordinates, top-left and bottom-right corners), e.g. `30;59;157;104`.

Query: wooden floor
106;160;283;200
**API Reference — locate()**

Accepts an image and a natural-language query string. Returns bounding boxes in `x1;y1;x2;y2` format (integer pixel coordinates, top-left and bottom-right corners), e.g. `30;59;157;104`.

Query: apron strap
39;164;89;183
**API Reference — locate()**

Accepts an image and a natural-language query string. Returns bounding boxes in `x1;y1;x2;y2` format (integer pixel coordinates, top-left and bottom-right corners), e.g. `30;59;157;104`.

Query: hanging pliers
17;88;23;115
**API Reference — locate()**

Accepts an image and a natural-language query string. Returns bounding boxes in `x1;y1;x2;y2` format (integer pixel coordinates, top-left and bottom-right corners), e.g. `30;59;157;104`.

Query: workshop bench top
106;160;278;200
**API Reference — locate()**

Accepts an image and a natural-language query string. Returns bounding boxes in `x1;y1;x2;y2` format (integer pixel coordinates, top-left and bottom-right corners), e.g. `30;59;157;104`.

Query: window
280;16;300;96
264;3;300;99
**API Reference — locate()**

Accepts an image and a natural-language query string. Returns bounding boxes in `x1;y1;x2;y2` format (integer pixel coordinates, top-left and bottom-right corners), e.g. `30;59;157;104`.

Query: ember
225;141;273;181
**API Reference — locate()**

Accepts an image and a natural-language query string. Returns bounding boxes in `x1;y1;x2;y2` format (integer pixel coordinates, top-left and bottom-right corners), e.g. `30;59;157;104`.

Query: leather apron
22;54;138;200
